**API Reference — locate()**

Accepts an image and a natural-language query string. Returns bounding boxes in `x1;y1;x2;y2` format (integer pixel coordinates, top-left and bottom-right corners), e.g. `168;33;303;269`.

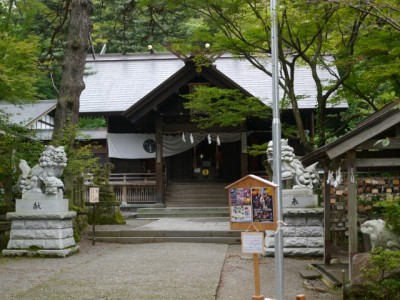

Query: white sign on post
241;232;265;254
89;187;100;203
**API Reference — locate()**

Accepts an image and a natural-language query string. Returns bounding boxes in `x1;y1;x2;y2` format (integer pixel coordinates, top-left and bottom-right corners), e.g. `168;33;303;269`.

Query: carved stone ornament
18;145;67;196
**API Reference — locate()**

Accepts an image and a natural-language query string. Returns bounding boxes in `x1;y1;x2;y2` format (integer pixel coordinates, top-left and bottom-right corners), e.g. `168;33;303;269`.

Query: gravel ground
0;239;342;300
217;245;343;300
0;240;227;300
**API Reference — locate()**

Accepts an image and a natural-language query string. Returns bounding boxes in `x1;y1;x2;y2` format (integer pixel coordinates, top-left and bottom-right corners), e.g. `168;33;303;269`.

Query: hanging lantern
208;134;212;144
190;133;194;144
216;134;221;146
182;132;186;143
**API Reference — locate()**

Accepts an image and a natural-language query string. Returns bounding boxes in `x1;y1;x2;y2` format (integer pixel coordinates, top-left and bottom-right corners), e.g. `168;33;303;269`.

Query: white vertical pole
270;0;284;299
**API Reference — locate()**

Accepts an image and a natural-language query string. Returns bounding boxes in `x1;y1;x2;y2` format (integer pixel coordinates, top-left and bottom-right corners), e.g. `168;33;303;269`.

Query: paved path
0;218;342;300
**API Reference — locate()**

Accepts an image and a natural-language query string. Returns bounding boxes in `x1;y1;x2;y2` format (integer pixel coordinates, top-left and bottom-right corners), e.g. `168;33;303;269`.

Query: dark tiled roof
0;100;56;127
80;52;346;114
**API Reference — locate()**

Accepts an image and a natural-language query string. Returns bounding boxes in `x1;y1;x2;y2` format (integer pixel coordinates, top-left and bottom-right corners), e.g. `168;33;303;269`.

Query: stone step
94;230;240;238
94;236;241;244
91;229;241;244
136;207;230;218
165;182;228;207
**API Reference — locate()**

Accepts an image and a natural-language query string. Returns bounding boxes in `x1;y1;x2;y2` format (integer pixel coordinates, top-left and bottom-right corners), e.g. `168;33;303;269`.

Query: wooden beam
347;150;357;282
327;114;400;159
356;158;400;167
355;137;400;150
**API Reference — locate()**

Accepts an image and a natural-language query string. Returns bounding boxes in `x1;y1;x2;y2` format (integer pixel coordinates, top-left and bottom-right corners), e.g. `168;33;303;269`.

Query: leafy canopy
183;86;270;129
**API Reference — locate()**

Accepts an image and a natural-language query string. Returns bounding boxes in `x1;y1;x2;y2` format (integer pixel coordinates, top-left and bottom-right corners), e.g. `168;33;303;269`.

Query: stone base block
264;208;324;257
264;247;324;257
283;189;318;208
4;211;78;256
2;245;79;258
16;197;68;213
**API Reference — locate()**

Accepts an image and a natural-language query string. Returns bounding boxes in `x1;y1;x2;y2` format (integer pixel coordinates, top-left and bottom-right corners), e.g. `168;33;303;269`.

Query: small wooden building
301;100;400;277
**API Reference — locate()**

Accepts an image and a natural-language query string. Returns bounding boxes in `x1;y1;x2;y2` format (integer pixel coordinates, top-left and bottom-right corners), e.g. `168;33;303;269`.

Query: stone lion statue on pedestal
18;145;67;195
267;139;319;189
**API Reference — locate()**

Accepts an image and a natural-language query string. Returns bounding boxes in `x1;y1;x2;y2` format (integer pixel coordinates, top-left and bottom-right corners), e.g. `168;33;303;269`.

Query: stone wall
265;208;324;256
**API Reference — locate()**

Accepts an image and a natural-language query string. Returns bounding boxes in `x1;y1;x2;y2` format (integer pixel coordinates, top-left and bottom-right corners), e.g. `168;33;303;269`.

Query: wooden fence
109;173;157;204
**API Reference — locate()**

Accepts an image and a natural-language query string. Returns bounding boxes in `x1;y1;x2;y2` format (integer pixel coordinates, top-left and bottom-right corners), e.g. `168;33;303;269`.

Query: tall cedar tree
51;0;93;146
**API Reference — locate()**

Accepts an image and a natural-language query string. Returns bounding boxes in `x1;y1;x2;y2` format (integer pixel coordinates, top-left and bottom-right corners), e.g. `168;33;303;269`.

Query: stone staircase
136;207;229;218
165;181;229;207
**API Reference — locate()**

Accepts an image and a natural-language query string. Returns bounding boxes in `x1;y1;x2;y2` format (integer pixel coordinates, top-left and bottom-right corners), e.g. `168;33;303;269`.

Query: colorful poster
231;205;252;222
230;187;273;223
230;188;252;222
252;187;273;223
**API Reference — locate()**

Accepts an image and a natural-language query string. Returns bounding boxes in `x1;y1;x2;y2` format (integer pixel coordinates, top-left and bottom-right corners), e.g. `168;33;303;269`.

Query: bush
355;248;400;300
374;196;400;235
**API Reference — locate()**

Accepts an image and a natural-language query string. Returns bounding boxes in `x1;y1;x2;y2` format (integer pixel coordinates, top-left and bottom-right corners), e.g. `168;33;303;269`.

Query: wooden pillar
155;122;164;207
241;131;248;176
323;158;332;265
347;150;357;281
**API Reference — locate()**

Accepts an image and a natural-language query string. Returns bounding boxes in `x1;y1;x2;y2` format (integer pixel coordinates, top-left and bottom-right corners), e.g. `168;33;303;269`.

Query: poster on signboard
230;188;252;222
226;174;278;231
251;187;274;223
229;187;274;223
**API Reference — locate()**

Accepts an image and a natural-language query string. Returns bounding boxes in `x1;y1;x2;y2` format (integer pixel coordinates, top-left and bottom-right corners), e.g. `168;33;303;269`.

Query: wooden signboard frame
226;174;278;231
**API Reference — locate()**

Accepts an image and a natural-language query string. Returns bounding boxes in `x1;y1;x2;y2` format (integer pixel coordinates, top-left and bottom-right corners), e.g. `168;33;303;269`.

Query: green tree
51;0;93;147
166;0;368;151
183;86;270;128
0;34;42;102
91;0;195;53
328;0;400;123
0;112;44;206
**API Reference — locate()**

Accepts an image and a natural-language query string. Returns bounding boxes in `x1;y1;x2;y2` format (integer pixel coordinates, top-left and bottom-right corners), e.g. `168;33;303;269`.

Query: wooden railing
109;173;157;204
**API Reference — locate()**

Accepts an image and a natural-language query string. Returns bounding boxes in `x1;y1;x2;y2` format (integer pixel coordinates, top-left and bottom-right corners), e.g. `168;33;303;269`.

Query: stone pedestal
2;196;79;258
265;208;324;257
282;188;318;208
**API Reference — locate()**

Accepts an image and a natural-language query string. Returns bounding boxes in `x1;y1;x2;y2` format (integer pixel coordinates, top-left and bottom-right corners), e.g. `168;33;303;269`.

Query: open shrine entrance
165;138;241;182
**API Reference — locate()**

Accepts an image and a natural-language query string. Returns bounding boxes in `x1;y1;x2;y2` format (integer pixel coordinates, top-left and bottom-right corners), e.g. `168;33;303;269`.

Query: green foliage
78;117;107;129
0;112;44;204
0;34;43;101
53;124;100;179
183;86;270;129
374;197;400;235
69;205;89;243
359;195;400;235
91;0;195;53
357;248;400;300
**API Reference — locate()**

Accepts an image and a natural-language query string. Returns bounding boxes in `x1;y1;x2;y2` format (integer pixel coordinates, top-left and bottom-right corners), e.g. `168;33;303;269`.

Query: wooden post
296;294;306;300
121;185;127;205
252;253;264;300
323;159;332;265
347;150;357;281
155;121;164;207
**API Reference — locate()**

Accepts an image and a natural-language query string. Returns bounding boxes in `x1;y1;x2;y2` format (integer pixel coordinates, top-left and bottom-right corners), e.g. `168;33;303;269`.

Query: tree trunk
51;0;93;147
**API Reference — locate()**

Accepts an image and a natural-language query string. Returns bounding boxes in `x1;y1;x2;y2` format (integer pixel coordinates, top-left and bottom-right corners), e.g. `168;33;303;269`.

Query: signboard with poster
225;174;278;231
